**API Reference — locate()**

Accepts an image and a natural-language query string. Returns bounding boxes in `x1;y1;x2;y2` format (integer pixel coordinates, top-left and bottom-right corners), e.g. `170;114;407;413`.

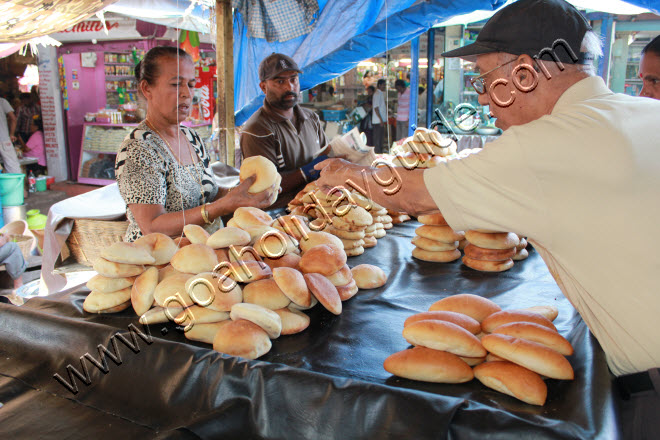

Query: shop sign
52;17;142;42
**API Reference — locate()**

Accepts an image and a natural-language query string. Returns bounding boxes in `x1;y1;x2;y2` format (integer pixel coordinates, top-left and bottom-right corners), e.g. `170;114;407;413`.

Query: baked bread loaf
101;242;156;265
271;215;311;241
474;361;547;406
83;287;132;313
326;264;353;286
428;293;501;323
263;253;301;271
299;244;347;275
93;257;145;278
135;232;178;265
403;320;487;358
465;231;520;250
464;244;516;261
403;311;481;335
331;216;369;232
481;310;557;333
304;273;342;315
232;206;274;229
350;264;387;289
185;272;243;311
417;213;449;226
131;266;158;316
86;274;135;293
206;226;251;249
240;156;279;193
362;236;377;248
253;230;298;258
230;302;283;339
153;272;194;307
274;307;310;335
170;244;219;274
384;346;474;383
299;231;344;253
213;319;272;359
336;279;358;301
183;224;210;244
411;236;458;252
516;305;559;322
242;278;291;310
415;225;465;243
462;256;514;272
492;322;573;355
176;306;230;326
219;260;272;283
273;267;312;308
184;321;231;344
412;247;461;263
345;246;365;257
324;225;366;240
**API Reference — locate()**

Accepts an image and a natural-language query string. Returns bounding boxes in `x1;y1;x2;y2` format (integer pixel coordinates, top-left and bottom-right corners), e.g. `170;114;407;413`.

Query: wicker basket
10;235;34;260
67;218;129;266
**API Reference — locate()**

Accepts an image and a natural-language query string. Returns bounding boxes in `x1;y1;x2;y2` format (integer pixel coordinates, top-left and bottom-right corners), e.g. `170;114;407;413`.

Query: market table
0;221;621;439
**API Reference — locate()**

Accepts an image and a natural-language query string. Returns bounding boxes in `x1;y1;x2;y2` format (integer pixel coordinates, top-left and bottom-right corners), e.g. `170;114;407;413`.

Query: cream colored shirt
424;76;660;376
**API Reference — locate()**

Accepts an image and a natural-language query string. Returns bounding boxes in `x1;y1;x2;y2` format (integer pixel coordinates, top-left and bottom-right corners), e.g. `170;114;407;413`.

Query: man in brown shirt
240;53;329;207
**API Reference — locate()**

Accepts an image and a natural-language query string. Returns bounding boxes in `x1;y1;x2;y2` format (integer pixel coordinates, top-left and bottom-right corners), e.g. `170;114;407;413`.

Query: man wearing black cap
240;53;329;207
315;1;660;436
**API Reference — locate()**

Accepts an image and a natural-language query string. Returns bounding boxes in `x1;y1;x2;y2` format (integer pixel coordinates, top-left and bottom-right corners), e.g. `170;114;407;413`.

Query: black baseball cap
259;53;302;82
442;0;593;64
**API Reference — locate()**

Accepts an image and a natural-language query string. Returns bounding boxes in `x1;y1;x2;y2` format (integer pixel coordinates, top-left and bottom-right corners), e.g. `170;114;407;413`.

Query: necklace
145;118;205;202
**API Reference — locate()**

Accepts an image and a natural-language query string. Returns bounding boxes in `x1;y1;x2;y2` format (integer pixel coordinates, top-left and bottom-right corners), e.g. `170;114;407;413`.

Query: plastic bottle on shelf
28;171;36;193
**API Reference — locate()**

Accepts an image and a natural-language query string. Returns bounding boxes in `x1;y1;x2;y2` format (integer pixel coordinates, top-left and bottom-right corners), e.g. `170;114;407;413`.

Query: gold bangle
200;203;212;224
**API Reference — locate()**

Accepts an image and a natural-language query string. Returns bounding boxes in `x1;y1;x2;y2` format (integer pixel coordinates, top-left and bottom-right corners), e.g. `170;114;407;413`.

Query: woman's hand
217;174;276;211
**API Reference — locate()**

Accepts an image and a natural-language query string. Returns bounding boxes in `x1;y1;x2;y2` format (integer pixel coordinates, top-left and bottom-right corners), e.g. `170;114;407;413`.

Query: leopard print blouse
115;122;220;242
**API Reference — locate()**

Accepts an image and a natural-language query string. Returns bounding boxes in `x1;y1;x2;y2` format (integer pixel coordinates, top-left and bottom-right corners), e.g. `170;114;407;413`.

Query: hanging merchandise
179;30;200;62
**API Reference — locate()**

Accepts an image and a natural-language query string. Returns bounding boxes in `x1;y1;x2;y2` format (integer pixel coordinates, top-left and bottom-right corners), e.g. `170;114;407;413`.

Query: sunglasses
470;58;518;94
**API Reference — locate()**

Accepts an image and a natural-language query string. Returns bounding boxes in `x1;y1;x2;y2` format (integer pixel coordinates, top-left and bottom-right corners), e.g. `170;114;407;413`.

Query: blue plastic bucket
0;173;25;206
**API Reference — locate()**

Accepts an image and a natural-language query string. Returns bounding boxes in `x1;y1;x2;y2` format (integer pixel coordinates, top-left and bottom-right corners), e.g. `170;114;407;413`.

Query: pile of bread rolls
384;293;574;406
411;212;466;263
82;205;389;360
391;127;458;169
462;230;529;272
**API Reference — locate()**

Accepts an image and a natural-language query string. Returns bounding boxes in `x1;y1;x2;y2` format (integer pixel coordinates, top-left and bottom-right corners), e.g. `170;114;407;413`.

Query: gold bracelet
200;203;212;224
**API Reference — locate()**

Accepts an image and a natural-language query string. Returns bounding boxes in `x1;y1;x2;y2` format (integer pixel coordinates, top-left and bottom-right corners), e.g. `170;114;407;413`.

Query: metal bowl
475;126;501;136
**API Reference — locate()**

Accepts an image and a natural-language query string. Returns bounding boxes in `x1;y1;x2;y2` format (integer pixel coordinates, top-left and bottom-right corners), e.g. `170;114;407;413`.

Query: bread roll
263;253;301;271
271;214;311;241
336;205;373;227
415;225;465;243
227;245;260;263
185;272;243;311
206;227;251;249
83;287;132;313
417;213;449;226
345;246;365;257
481;334;574;380
230;303;282;339
232;206;274;229
101;242;156;265
218;260;272;284
183;224;210;245
170;244;219;274
339;237;365;250
299;231;345;253
213;319;272;359
462;256;514;272
350;264;387;289
513;248;529;261
273;267;311;308
184;321;231;344
326;264;353;286
131;266;159;316
412;247;461;263
516;305;559;322
86;274;135;293
465;231;520;250
474;361;547;406
176;306;230;327
362;236;377;248
243;278;291;310
135;233;178;265
428;293;501;323
240;156;279;193
299;244;347;275
464;244;516;261
492;322;573;355
481;310;557;333
138;305;184;325
153;272;194;308
93;257;145;278
411;236;458;252
403;320;486;358
95;300;132;314
384;347;474;383
324;225;366;240
331;216;369;232
403;311;481;335
158;264;181;282
336;279;358;301
275;308;310;335
304;273;342;315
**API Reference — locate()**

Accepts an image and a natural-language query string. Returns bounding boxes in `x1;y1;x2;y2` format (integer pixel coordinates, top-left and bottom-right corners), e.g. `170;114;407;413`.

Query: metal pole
409;36;419;136
426;28;435;128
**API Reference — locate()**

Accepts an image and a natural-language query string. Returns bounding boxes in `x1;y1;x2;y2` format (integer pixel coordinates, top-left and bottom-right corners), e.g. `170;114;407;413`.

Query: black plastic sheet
0;221;621;439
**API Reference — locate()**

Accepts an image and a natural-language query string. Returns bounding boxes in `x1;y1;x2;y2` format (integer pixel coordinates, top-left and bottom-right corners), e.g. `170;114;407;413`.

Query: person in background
15;92;41;144
360;86;375;147
371;79;387;153
18;115;47;176
0;233;27;290
316;1;660;438
116;46;274;242
639;35;660;100
362;70;376;90
394;79;410;140
0;94;21;174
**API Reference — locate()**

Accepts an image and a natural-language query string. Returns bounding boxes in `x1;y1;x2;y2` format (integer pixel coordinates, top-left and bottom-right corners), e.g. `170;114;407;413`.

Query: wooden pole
216;0;235;166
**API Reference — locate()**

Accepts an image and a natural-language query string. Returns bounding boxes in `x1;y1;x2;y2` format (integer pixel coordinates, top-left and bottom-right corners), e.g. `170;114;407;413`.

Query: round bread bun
415;225;465;243
513;248;529;261
299;231;344;253
239;156;279;193
412;247;461;263
206;227;251;249
227;246;260;264
336;205;372;227
243;278;291;310
481;310;557;333
138;305;184;325
273;267;312;308
219;260;272;283
464;244;516;261
86;274;135;293
230;302;283;339
350;264;387;289
271;215;311;241
253;230;299;258
158;264;181;282
83;287;132;313
184;321;231;344
384;347;474;384
304;273;342;315
403;311;481;335
474;361;547;406
263;253;302;271
331;216;369;232
299;244;347;275
345;246;365;257
465;231;520;250
492;322;573;356
411;236;458;252
462;256;514;272
170;244;219;274
516;237;528;251
275;308;310;335
213;319;272;359
183;224;210;244
176;306;230;327
515;305;559;322
185;272;243;312
402;320;487;358
288;294;319;311
101;242;156;265
336;278;358;301
326;264;353;286
481;334;574;380
340;237;365;250
362;236;377;248
324;225;366;240
135;233;178;265
173;237;191;247
232;206;274;229
428;293;501;323
417;213;449;226
93;257;145;278
131;266;159;316
154;272;195;308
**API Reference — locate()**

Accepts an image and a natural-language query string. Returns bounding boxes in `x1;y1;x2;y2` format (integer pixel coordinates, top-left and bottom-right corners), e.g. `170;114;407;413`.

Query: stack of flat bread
384;293;574;406
411;212;465;263
462;230;524;272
